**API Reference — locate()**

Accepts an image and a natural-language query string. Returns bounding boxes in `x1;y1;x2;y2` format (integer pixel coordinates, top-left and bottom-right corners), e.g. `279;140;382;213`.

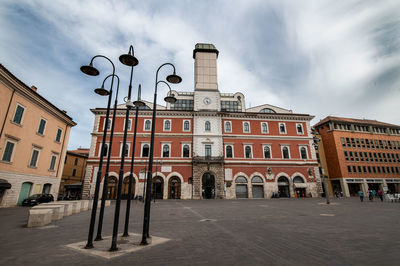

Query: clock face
203;97;211;105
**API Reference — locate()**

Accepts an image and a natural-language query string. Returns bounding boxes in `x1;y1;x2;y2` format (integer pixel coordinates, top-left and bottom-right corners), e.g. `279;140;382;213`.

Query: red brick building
82;44;320;200
314;116;400;196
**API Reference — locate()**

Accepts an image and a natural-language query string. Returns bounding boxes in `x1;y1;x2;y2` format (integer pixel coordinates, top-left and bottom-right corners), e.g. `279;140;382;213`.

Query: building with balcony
314;116;400;197
83;44;320;200
0;64;76;206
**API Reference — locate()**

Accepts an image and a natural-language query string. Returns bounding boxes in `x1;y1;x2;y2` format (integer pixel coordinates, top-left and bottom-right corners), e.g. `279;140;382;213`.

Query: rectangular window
358;166;362;173
72;168;77;177
341;138;346;147
49;155;57;171
2;140;15;162
347;166;352;173
352;166;357;173
183;120;190;131
56;129;62;142
144;119;151;131
363;166;367;173
29;148;40;167
205;145;212;157
243;122;250;133
13;104;25;124
37;119;46;135
344;151;349;161
125;119;132;131
225;121;232;133
164;120;171;131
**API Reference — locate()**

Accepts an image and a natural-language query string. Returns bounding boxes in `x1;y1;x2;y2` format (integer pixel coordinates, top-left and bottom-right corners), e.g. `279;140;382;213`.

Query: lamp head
125;100;135;109
119;54;139;67
166;72;182;84
133;100;146;107
80;63;99;76
164;95;177;103
94;86;110;96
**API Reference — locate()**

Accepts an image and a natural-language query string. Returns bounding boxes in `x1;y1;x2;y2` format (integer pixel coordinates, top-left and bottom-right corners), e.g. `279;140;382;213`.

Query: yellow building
59;148;89;199
0;64;76;206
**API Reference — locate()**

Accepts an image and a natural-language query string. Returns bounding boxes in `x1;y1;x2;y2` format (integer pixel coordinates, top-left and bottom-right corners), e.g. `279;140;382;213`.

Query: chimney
31;86;37;92
193;43;219;91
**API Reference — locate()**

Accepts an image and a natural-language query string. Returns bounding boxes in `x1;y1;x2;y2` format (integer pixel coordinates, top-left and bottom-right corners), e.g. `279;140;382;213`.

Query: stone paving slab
66;233;169;259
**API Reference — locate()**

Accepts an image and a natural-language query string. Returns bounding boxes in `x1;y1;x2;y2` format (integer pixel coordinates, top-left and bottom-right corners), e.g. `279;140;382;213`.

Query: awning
64;182;82;189
0;179;12;189
294;183;307;188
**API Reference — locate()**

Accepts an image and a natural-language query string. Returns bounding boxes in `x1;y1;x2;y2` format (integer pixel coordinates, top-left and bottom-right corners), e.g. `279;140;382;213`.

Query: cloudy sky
1;0;399;149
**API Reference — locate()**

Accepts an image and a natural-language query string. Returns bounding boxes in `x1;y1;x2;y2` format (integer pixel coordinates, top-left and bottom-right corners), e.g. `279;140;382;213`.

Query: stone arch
166;172;184;184
275;172;291;182
291;172;308;198
165;172;184;200
233;172;249;181
249;172;265;183
275;172;292;198
121;172;139;199
291;172;306;182
152;172;166;180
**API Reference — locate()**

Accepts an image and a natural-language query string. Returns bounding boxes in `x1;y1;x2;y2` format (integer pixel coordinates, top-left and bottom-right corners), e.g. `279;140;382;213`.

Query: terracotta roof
314;116;400;129
68;149;89;157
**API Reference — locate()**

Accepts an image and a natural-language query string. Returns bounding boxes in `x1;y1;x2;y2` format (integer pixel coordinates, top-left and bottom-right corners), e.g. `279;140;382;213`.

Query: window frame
299;146;308;159
55;128;63;143
263;144;272;159
49;154;57;171
261;122;268;134
124;118;132;131
225;121;232;133
182;144;190;158
163;119;171;131
205;121;211;131
243;121;250;133
183;120;190;132
120;142;131;157
98;142;109;157
12;103;26;125
162;144;171;158
141;143;150;157
1;138;17;163
103;118;112;130
29;147;41;168
37;118;47;135
225;145;234;158
296;123;304;135
144;119;151;131
244;145;253;159
281;145;290;159
279;123;287;134
205;144;212;157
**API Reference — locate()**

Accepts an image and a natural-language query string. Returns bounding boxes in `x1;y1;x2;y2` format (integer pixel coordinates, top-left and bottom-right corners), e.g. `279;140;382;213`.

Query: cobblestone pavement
0;198;399;266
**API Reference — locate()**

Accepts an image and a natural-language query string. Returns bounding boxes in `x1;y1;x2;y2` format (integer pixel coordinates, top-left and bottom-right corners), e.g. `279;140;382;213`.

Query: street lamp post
80;55;115;249
141;63;181;245
312;131;330;204
122;85;143;237
109;46;141;251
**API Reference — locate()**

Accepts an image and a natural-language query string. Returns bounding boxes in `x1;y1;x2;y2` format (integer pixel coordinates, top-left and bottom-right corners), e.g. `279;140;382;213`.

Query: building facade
59;148;89;199
0;64;76;207
83;44;320;200
314;116;400;197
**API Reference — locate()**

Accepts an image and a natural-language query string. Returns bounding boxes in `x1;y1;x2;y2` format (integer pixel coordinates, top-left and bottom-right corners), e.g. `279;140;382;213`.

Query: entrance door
202;173;215;199
152;176;164;199
236;184;248;198
107;176;117;200
168;177;181;199
18;182;32;205
122;176;135;199
42;183;52;194
347;183;360;196
252;185;264;198
277;176;290;198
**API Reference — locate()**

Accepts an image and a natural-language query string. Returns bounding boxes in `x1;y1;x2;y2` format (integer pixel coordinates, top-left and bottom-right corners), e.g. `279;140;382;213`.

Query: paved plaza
0;198;399;265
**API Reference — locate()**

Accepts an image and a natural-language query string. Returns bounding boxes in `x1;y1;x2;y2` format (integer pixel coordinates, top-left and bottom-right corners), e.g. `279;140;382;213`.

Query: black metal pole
141;89;157;245
95;76;120;241
85;57;115;249
109;66;136;251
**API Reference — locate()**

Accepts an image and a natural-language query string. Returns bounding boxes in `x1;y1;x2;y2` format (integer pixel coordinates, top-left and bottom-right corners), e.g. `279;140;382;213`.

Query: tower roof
193;43;219;58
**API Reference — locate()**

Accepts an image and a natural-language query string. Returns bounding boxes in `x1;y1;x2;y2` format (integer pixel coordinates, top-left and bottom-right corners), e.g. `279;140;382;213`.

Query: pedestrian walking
368;190;373;201
358;190;364;202
377;189;383;202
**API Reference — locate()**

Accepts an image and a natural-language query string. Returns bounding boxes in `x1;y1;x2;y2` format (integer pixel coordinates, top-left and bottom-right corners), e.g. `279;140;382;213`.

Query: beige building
59;148;89;199
0;64;76;207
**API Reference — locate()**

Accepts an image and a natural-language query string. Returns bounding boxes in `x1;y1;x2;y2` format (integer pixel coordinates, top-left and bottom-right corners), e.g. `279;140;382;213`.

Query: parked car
21;194;54;206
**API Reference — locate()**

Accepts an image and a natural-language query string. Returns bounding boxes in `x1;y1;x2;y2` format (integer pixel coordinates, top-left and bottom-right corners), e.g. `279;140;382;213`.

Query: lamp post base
94;235;103;241
84;243;94;249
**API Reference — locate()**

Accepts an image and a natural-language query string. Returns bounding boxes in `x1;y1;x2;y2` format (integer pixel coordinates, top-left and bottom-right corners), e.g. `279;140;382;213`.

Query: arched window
264;146;271;158
225;122;231;132
279;123;286;134
205;121;211;131
262;123;268;133
142;144;149;157
145;120;151;130
260;108;276;113
226;145;233;158
245;146;252;158
163;145;170;157
184;121;190;131
293;176;305;183
164;120;171;130
297;124;303;134
243;122;250;133
122;143;129;157
300;147;307;159
183;145;190;157
235;176;248;183
251;176;263;183
282;146;289;159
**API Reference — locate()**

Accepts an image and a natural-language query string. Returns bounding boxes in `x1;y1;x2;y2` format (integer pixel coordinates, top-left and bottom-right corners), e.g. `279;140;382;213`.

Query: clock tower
192;43;224;199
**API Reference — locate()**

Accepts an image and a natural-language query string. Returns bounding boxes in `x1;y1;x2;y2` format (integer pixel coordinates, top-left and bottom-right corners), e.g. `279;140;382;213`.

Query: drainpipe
0;88;16;138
